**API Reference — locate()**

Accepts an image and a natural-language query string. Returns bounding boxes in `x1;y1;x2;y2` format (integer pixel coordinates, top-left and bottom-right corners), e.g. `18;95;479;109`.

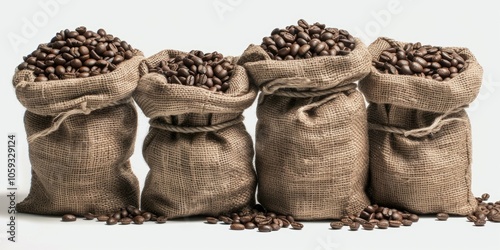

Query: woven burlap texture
359;37;482;215
134;50;257;219
13;52;143;216
239;38;371;220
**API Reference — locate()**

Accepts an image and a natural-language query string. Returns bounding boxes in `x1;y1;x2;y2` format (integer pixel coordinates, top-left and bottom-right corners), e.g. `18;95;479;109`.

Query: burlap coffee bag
135;50;257;219
13;52;143;216
359;37;482;215
239;38;371;220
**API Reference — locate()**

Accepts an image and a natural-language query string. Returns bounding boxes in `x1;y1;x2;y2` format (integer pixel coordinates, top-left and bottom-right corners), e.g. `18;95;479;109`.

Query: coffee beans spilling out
60;205;167;225
204;204;303;233
17;26;136;82
466;193;500;226
436;213;449;221
330;204;420;231
260;19;355;60
373;42;467;81
150;50;234;93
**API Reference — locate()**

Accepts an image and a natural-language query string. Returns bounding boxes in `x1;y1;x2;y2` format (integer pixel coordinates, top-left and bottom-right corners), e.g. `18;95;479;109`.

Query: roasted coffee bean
120;217;132;225
389;220;401;227
156;216;167;224
290;222;304;230
467;214;478;222
362;223;375;230
206;217;218;224
436;213;449;221
409;214;419;222
330;221;343;229
142;212;153;221
97;215;109;222
474;219;486;226
245;222;256;229
133;216;145;225
482;193;490;201
62;214;77;222
377;220;389;229
349;222;360;231
270;223;281;231
106;217;118;225
84;213;95;220
258;225;272;232
230;223;245;230
402;219;413;226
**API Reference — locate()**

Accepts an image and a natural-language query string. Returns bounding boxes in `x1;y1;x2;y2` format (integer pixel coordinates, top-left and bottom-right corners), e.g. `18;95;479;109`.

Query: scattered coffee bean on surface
377;220;389;229
120;217;132;225
436;213;449;221
474;219;486;226
97;215;109;222
17;26;137;81
106;217;118;225
84;213;95;220
203;204;303;233
330;221;344;230
373;41;467;81
206;217;219;224
156;216;168;224
230;223;245;230
133;216;145;225
349;222;360;231
258;225;272;232
362;223;375;230
61;214;76;222
150;50;233;93
260;19;355;60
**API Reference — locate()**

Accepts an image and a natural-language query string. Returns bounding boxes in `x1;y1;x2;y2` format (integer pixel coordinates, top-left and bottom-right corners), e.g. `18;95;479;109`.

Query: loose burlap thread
134;50;257;219
13;52;143;216
239;38;371;220
359;37;482;215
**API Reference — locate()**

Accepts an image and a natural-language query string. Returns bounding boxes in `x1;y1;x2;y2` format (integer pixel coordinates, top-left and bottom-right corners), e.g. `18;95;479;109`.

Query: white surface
1;0;499;249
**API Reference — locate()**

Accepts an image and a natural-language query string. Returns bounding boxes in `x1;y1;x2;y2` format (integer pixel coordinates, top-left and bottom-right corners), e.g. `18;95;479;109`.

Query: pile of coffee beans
150;50;234;93
204;204;303;232
434;194;500;226
467;193;500;226
260;19;355;60
373;42;467;81
17;26;136;82
60;205;167;225
330;204;419;231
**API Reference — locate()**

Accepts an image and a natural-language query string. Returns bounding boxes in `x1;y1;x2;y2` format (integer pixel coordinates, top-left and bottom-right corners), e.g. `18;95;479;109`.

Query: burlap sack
239;38;371;220
13;51;143;216
359;37;482;215
135;50;257;218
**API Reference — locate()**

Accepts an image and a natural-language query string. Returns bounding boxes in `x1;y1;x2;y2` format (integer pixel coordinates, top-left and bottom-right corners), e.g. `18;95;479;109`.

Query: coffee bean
106;217;118;225
97;215;109;222
288;222;302;230
133;216;145;225
230;223;245;230
362;223;375;230
481;193;490;201
258;225;272;232
155;216;167;224
402;219;413;226
409;214;419;222
437;213;449;221
62;214;77;222
142;212;152;221
245;222;256;229
206;217;218;224
84;213;95;220
377;220;389;229
330;221;343;229
389;220;401;227
474;219;486;226
120;217;132;225
349;222;360;231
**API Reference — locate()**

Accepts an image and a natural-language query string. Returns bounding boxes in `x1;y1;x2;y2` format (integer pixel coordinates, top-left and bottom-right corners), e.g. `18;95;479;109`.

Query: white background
1;0;500;249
